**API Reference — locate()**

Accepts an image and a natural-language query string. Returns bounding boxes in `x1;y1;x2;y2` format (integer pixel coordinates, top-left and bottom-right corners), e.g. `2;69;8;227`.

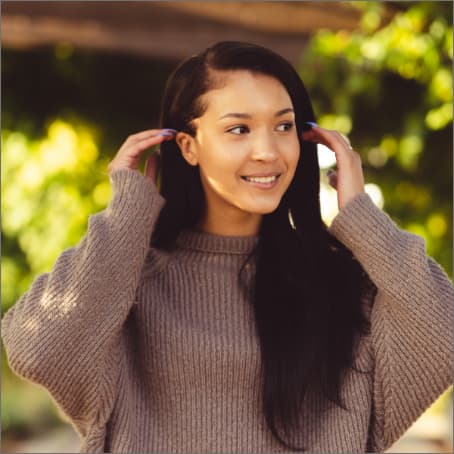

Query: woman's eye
227;125;249;135
277;122;294;132
227;122;294;135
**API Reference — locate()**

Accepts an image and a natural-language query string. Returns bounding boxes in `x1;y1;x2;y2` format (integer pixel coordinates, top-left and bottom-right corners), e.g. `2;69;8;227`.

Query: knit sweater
2;168;452;453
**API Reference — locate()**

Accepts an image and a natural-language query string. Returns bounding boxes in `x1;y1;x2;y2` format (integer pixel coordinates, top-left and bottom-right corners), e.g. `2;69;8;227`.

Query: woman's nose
250;133;279;161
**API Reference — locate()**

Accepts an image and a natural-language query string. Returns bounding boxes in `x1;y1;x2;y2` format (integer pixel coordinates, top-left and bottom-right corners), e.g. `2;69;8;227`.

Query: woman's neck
196;210;262;237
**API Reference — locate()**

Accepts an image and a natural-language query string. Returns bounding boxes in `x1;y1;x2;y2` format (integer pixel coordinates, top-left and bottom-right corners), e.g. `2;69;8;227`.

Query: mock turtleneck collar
176;229;259;255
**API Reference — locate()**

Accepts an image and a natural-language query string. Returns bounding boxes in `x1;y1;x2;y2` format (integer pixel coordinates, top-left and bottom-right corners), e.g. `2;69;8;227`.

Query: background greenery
2;1;452;451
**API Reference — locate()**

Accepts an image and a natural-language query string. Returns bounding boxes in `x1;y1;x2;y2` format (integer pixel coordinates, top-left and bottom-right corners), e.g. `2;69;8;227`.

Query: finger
303;126;353;154
301;129;316;141
124;134;173;159
125;129;166;143
338;132;353;150
144;153;160;183
326;170;338;190
316;129;351;153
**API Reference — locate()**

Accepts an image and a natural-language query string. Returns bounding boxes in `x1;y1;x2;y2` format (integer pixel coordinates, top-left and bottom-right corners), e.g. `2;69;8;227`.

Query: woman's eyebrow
218;108;294;120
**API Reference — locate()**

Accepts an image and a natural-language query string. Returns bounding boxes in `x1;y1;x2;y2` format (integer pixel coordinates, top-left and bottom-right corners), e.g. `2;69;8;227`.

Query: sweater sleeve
1;168;165;438
328;192;453;451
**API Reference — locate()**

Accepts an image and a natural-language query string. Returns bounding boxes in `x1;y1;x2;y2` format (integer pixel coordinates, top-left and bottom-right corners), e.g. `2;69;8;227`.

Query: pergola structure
2;1;398;64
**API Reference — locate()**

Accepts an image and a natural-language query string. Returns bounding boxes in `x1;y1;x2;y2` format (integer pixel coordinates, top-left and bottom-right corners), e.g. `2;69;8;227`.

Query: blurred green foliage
1;0;452;448
299;0;452;277
2;121;111;312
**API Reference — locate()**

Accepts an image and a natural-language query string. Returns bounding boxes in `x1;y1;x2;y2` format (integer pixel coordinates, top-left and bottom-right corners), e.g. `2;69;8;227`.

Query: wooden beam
161;2;363;33
1;1;395;63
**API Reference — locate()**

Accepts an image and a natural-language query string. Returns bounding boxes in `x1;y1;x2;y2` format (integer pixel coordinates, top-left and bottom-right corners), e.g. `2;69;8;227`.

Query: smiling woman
173;70;300;236
1;41;452;454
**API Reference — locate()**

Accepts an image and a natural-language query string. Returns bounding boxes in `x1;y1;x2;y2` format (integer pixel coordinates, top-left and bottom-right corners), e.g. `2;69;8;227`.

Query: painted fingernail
302;121;318;131
162;128;178;133
326;169;334;177
157;131;174;137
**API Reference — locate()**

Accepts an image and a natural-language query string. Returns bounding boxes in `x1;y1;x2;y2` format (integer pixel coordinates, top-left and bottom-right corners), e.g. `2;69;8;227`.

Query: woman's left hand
302;123;365;210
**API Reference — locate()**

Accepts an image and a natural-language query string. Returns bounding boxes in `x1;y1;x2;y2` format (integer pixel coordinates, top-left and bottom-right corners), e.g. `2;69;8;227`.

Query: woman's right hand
107;129;176;184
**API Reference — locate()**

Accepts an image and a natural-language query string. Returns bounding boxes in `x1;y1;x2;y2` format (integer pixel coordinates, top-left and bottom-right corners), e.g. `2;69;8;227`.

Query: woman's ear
175;132;198;166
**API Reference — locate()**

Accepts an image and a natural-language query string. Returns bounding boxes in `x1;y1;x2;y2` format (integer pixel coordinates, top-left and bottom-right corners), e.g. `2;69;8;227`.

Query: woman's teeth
243;175;279;183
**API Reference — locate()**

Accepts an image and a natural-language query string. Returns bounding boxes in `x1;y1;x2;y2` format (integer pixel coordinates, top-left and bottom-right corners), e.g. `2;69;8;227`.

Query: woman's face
177;70;300;234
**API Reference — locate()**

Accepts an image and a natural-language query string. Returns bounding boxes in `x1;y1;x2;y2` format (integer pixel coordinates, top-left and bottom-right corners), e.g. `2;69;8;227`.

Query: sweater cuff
328;192;401;256
106;168;165;227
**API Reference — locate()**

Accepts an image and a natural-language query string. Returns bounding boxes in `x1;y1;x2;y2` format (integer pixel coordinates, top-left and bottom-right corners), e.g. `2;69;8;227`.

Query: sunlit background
2;1;452;452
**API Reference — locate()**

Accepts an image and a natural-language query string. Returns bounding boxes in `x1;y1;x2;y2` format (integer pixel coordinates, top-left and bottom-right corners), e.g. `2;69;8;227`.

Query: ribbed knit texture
2;168;452;453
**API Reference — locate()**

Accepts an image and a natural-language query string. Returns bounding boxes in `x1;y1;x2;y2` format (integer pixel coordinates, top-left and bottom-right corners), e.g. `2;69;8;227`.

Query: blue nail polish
157;131;174;137
162;128;177;133
302;121;318;132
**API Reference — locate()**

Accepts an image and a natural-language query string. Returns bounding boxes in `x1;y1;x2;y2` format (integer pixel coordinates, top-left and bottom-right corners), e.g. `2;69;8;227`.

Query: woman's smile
240;173;282;189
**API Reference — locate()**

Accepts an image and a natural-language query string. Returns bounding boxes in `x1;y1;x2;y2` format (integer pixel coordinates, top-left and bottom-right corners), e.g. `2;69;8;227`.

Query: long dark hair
151;41;373;451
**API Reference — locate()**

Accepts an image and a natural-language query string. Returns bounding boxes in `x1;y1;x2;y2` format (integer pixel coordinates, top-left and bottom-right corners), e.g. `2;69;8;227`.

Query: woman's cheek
283;150;299;188
286;140;300;167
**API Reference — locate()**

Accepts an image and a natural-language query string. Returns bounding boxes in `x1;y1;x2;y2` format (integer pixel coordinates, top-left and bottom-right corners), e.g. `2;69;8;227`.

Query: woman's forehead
200;72;292;118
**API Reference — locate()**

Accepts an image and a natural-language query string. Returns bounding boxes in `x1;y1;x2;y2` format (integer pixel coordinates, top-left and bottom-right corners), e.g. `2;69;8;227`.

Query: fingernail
157;131;174;137
326;169;333;177
302;121;318;131
162;128;178;133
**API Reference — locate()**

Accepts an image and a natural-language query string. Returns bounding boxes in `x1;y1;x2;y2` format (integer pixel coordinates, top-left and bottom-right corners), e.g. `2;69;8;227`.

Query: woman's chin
240;201;281;215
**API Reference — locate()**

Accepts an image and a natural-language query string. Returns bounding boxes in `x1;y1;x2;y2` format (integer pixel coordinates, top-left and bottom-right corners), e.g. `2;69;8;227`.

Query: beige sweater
2;168;452;453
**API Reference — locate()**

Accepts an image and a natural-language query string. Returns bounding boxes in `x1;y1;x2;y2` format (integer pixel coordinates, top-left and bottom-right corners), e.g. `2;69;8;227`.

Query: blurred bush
301;1;452;277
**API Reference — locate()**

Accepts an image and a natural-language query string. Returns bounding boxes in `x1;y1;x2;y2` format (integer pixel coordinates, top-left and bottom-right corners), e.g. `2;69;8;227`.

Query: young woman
2;41;452;453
